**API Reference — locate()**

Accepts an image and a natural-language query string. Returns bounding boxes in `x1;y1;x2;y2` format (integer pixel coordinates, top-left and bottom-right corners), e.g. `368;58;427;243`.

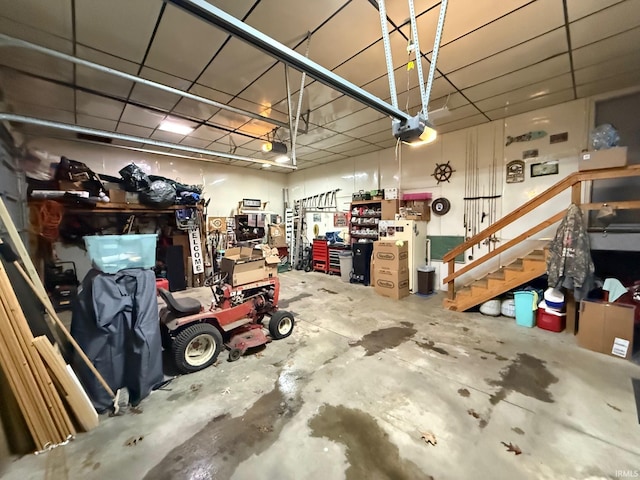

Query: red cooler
537;307;566;332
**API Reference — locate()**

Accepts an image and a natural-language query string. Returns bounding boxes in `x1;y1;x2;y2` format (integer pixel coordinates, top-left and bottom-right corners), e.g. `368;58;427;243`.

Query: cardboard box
401;200;431;221
221;247;265;286
374;267;410;300
577;300;635;359
264;255;280;278
579;146;627;171
373;241;408;270
108;189;126;203
381;199;399;220
268;224;287;247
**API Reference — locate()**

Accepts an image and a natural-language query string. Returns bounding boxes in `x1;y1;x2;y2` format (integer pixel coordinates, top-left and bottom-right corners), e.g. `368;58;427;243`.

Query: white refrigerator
378;220;428;292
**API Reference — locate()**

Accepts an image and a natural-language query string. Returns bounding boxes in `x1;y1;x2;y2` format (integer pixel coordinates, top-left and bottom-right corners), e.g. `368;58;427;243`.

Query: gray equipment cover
71;268;163;411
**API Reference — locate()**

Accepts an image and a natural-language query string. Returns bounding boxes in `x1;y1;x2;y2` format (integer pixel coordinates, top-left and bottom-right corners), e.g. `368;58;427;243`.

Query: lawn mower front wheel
268;311;295;340
172;323;223;373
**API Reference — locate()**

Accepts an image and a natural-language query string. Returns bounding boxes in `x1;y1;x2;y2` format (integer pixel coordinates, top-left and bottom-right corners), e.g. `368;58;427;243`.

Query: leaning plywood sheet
33;337;98;432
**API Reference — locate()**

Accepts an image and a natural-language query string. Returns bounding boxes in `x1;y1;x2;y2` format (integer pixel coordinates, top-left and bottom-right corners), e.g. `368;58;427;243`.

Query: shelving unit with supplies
350;199;382;243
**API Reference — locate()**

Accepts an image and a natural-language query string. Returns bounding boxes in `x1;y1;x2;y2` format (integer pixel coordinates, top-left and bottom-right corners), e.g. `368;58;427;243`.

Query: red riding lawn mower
158;273;294;374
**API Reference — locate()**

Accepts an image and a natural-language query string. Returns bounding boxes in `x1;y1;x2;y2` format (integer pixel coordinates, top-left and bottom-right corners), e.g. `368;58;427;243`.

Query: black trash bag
119;163;151;192
148;175;202;194
54;156;106;197
139;180;176;208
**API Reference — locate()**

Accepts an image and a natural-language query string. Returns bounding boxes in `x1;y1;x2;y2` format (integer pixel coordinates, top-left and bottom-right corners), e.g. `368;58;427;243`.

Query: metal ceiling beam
0;113;297;170
166;0;412;123
0;33;289;130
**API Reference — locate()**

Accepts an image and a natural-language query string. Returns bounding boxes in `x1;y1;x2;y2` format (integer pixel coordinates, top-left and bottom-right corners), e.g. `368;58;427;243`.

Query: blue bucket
514;291;536;327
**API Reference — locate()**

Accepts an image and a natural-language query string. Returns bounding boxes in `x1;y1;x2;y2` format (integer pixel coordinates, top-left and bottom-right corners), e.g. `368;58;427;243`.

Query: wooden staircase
443;249;547;312
441;164;640;312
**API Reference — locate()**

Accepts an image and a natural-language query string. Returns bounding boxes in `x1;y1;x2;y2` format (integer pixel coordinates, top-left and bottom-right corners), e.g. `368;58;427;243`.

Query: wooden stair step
487;269;506;281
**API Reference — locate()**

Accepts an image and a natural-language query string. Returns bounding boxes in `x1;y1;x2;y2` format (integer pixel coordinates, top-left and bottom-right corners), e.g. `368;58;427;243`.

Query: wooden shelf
350;199;382;205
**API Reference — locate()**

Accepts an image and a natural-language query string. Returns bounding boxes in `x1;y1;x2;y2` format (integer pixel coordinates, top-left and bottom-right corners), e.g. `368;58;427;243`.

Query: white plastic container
84;234;157;273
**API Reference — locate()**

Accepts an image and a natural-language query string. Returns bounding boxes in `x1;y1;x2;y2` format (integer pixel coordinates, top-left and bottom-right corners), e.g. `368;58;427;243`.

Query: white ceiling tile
570;1;640;48
384;0;439;27
119;105;165;129
576;68;640;98
75;45;137;97
0;16;73;51
446;29;567;88
228;66;289;109
474;74;574;112
150;130;185;144
172;83;234;120
572;27;640;69
0;0;72;38
116;122;154;138
332;31;409;88
574;52;640;86
145;4;229;80
361;129;394;145
410;0;532;48
342;117;391;140
309;133;353;150
2;71;74;111
437;114;488;134
191;125;227;142
180;136;212;148
245;0;345;45
340;144;381;158
305;0;387;70
486;89;575;120
227;96;289;124
321;107;385;133
233;119;275;138
128;68;187;111
197;38;277;96
436;104;478;124
76;0;161;63
327;139;372;154
75;91;124;121
463;55;571;102
566;0;623;21
376;138;399;149
9;102;74;123
76;114;118;131
437;0;565;73
296;127;337;147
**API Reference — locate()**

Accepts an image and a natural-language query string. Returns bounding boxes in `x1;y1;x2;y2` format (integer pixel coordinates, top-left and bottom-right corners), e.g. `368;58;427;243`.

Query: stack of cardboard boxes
371;240;410;300
220;246;280;287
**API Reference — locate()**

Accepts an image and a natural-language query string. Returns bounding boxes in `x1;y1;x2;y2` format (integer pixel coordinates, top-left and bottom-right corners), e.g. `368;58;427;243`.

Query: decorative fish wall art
505;130;547;146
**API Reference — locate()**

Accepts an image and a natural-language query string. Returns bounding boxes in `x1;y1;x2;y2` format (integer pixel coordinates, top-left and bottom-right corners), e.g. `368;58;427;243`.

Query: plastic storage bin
84;234;157;273
514;291;537;327
339;251;353;283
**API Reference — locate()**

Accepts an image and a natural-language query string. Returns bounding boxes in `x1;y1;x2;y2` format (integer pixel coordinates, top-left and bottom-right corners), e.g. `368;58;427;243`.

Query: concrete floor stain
415;338;449;356
143;377;303;480
318;288;338;294
278;292;313;308
457;388;470;397
309;404;433;480
474;348;508;361
512;427;525;435
351;323;417;356
487;353;559;405
607;403;621;412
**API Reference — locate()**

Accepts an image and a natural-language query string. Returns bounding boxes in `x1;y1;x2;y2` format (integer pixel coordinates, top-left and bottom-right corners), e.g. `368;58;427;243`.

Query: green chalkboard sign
428;236;465;263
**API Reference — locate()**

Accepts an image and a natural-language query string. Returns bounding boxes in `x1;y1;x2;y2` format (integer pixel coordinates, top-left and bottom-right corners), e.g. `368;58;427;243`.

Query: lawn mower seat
158;288;202;316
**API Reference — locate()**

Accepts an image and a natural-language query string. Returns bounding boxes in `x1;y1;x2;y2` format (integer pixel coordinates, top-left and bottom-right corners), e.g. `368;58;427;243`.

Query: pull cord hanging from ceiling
377;0;449;145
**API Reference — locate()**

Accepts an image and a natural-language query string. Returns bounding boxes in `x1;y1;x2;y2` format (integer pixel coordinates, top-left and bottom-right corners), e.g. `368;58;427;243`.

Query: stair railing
442;165;640;301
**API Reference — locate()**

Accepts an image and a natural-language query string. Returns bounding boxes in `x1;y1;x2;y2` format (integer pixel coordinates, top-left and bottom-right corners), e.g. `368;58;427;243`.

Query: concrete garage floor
2;270;640;480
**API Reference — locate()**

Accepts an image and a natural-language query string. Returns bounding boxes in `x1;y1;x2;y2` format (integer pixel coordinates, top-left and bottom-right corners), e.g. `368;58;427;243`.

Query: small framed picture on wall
530;161;559;178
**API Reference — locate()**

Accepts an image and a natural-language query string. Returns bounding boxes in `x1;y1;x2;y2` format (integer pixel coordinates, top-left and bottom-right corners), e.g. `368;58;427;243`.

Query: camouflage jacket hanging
546;204;595;300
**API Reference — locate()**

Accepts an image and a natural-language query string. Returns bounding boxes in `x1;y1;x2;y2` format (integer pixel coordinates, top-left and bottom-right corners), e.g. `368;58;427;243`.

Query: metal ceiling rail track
0;33;289;130
0;113;297;170
166;0;412;124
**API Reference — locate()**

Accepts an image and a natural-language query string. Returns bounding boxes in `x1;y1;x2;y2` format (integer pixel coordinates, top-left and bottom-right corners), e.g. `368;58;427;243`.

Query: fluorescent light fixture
262;163;272;168
159;119;194;135
275;155;290;164
392;114;437;146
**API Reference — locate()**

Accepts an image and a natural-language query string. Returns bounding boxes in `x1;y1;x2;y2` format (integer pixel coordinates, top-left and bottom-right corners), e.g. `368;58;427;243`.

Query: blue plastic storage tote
84;234;157;273
514;290;537;327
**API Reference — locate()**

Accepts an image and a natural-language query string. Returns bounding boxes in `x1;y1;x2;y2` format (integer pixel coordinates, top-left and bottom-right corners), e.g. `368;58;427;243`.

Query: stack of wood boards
0;259;97;452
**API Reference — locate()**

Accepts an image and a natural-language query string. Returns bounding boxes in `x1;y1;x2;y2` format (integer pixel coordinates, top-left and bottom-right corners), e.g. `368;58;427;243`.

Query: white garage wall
24;138;287;218
288;98;591;289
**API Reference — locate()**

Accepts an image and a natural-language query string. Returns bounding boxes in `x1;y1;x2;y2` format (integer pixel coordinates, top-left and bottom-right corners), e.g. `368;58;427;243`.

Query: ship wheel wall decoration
432;161;455;183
